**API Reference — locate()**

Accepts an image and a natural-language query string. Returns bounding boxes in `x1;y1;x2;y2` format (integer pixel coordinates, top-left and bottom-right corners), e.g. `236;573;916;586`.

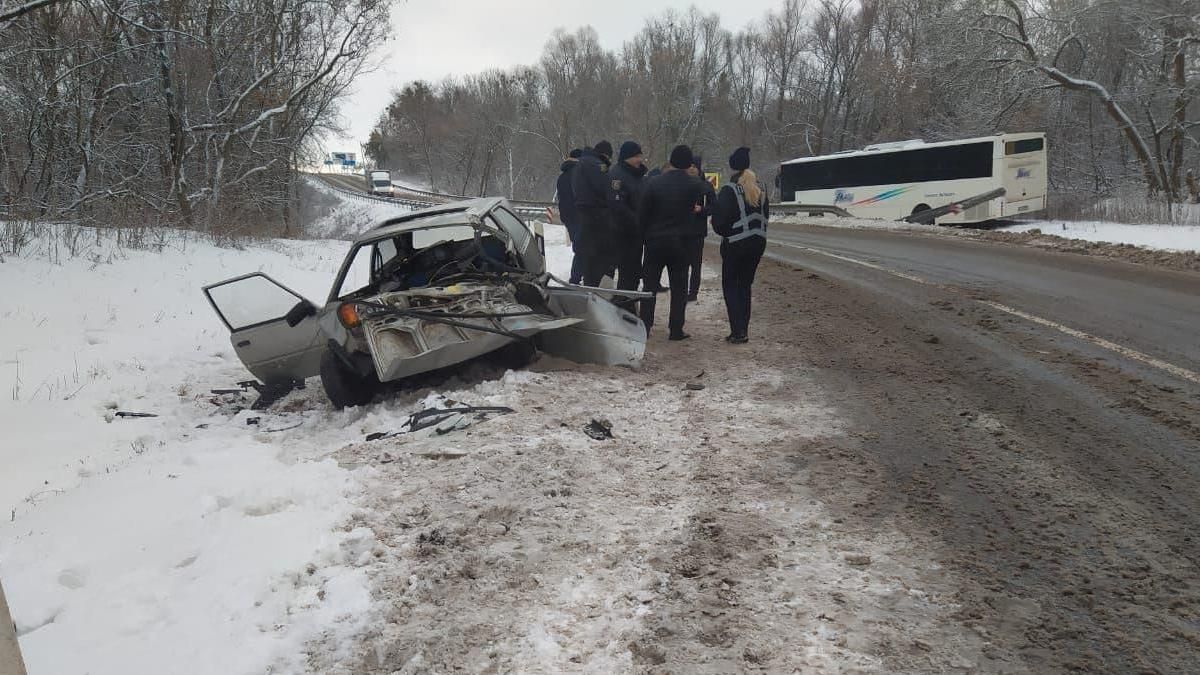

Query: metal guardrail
310;174;552;218
773;203;852;217
314;173;861;221
390;181;555;212
902;187;1007;224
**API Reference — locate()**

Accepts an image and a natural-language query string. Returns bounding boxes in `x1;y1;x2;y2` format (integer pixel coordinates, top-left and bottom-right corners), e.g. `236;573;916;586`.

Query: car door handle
237;340;251;347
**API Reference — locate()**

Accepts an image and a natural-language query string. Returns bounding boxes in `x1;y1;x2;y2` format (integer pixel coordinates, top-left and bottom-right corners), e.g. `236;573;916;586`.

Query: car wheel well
320;349;378;410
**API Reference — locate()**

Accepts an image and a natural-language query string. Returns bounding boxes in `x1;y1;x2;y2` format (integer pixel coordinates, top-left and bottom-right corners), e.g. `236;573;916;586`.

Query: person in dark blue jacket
555;148;583;283
608;141;648;293
571;140;616;286
711;146;769;344
636;145;710;340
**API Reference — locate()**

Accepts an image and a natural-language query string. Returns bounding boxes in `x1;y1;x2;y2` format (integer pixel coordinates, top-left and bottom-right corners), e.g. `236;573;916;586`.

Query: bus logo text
834;190;855;204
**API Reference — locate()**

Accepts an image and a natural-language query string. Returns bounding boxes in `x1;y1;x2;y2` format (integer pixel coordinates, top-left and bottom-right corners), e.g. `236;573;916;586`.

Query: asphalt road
767;223;1200;380
756;223;1200;672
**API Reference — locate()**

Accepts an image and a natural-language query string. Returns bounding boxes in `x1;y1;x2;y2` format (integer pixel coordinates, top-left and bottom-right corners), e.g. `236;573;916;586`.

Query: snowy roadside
0;214;577;674
0;226;378;673
995;219;1200;252
775;213;1200;253
302;177;414;240
298;264;987;673
2;212;982;673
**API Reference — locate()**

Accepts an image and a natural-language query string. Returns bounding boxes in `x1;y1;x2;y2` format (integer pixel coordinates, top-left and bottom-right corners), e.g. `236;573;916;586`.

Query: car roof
355;197;508;243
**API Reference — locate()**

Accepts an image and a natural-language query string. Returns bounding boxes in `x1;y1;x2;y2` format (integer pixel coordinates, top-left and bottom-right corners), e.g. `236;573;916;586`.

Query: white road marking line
774;242;930;283
773;240;1200;386
976;300;1200;385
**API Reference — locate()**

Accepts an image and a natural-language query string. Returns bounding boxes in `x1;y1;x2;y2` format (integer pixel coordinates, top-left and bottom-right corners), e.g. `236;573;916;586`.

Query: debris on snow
583;418;614;441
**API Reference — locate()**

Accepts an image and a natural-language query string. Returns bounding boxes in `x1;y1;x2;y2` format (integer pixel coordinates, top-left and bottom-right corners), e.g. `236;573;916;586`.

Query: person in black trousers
685;157;715;302
711;146;769;344
636;145;710;341
607;141;648;294
555;148;584;284
571;140;617;286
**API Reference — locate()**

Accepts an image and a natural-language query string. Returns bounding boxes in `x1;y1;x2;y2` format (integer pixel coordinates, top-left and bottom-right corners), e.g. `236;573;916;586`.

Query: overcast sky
328;0;782;154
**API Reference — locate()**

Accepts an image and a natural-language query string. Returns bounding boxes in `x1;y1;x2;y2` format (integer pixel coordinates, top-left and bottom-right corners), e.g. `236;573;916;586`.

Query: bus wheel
912;204;933;225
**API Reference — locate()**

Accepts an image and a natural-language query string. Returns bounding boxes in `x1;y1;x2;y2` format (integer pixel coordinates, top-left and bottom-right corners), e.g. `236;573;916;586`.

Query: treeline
366;0;1200;212
0;0;388;235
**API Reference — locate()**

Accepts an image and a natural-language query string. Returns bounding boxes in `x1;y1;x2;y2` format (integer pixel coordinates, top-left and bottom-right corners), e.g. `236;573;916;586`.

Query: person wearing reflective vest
711;147;769;344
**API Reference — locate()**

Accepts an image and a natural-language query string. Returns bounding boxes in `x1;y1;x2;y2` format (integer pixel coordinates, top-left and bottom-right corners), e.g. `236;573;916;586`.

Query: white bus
778;133;1047;224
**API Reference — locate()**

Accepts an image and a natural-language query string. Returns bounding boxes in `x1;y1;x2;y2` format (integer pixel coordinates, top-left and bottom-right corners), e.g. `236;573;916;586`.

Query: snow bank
0;226;372;674
0;205;578;674
997;220;1200;252
777;211;1200;253
773;214;945;235
303;177;413;240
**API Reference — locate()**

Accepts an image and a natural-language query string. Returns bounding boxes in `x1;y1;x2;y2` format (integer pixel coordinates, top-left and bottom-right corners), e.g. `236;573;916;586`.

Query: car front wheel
320;350;378;410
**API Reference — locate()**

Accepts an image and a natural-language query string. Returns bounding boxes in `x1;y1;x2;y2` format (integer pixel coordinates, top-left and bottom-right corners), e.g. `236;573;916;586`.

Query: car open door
538;289;646;366
203;273;325;384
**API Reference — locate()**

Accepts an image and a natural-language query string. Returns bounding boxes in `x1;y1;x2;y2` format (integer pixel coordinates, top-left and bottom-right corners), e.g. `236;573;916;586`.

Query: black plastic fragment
584;419;613;441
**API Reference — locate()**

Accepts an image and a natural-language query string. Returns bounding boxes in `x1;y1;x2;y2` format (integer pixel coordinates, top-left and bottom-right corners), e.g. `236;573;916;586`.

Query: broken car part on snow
202;198;650;409
365;402;515;441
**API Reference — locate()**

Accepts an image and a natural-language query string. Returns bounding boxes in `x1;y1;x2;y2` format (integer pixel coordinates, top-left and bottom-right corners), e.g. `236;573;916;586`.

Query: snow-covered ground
776;213;1200;252
0;219;575;674
302;177;414;239
997;220;1200;252
0;227;370;674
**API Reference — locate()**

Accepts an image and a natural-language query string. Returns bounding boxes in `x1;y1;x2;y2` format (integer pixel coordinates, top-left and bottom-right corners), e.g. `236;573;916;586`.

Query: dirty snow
777;211;1200;253
997;220;1200;252
1;205;970;673
774;213;944;235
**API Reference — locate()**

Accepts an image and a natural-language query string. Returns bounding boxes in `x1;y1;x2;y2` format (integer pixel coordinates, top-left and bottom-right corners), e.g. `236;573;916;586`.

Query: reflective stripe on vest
726;183;766;242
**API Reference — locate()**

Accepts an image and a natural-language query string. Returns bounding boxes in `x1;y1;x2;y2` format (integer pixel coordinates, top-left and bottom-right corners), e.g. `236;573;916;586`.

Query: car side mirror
285;299;317;327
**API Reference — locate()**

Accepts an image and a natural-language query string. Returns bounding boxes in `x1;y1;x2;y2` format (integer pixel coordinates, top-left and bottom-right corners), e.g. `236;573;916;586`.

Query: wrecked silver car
203;198;648;408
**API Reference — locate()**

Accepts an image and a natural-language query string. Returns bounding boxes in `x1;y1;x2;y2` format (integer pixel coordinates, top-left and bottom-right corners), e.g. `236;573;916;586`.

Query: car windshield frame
327;216;514;303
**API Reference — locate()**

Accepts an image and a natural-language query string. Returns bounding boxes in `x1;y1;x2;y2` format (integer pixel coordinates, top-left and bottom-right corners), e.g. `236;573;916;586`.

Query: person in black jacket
711;146;769;344
685;156;715;302
556;148;583;284
636;145;710;341
608;141;648;293
571;140;617;286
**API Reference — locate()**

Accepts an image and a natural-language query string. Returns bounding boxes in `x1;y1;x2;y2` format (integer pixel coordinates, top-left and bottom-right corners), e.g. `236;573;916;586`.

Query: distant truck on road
366;170;394;197
779;132;1048;225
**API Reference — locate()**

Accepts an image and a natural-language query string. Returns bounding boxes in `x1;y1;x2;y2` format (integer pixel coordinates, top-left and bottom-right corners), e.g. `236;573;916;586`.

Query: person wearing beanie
608;141;648;298
684;154;715;302
571;140;618;286
635;144;710;341
556;149;584;283
711;146;769;344
729;146;751;171
669;145;694;170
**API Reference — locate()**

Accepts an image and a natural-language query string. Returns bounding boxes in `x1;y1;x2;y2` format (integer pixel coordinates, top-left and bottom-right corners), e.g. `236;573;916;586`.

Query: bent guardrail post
0;578;28;675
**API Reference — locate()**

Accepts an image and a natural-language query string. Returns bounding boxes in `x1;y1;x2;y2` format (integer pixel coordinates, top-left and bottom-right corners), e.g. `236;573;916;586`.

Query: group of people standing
556;141;769;343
